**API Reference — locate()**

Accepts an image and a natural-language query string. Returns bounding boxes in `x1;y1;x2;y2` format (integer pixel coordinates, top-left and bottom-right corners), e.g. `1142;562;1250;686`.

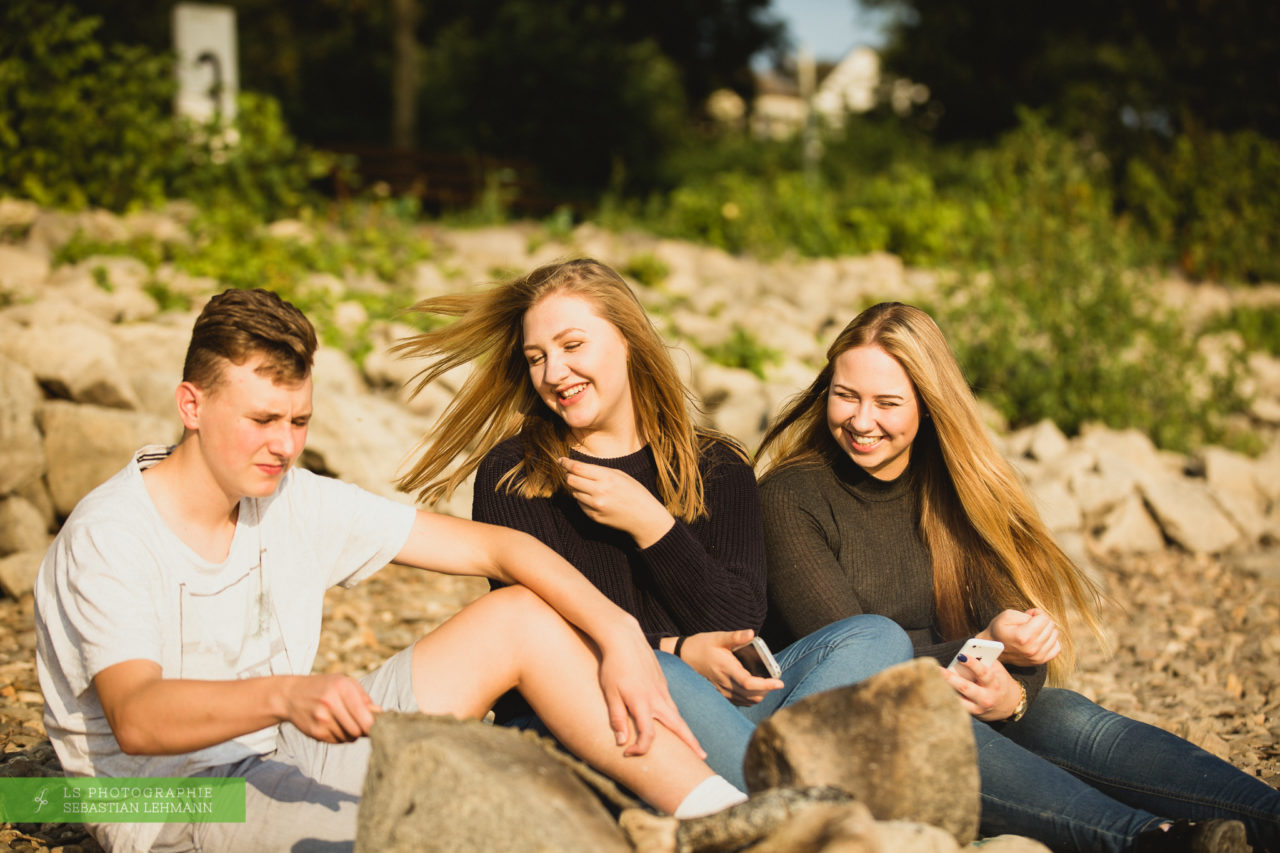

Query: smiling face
521;290;637;455
187;355;314;502
826;345;922;481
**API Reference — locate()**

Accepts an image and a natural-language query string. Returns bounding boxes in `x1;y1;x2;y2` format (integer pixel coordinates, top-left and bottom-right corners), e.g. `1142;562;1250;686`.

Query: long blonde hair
395;258;741;519
757;302;1101;681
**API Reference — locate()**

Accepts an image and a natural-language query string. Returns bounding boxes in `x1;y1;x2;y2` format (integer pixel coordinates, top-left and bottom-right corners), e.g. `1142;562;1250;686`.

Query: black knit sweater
759;452;1046;707
473;435;768;645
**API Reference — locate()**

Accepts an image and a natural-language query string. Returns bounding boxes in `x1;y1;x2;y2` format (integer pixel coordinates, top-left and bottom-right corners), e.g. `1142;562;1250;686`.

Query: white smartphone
947;638;1004;677
733;636;782;680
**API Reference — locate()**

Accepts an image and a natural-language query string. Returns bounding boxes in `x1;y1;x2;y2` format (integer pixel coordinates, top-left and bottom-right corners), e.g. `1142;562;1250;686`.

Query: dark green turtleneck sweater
759;452;1045;706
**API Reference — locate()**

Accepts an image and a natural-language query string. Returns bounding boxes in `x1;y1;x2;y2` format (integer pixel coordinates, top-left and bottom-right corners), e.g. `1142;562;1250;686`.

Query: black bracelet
673;636;687;659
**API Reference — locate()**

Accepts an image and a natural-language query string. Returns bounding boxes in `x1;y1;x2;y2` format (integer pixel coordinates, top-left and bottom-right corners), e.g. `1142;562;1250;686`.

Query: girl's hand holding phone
940;642;1023;722
678;630;783;707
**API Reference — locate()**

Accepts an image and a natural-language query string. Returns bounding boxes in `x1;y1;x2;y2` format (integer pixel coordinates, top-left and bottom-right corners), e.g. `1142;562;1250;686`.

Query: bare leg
408;585;715;814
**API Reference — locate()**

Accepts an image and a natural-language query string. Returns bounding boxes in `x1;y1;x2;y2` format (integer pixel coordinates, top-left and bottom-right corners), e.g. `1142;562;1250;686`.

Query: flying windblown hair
395;258;743;520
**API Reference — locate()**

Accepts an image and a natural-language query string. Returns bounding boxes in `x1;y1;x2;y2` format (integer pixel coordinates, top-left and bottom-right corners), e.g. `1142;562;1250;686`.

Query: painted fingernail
957;653;968;662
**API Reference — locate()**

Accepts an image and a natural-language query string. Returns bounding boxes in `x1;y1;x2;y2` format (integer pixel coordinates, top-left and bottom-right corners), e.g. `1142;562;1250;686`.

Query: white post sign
173;3;238;124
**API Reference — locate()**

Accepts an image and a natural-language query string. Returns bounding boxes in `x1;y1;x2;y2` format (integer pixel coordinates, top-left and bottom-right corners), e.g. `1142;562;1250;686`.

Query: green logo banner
0;778;246;823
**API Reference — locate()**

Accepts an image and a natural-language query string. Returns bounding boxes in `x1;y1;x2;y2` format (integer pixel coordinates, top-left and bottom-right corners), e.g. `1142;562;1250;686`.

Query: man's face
192;355;313;501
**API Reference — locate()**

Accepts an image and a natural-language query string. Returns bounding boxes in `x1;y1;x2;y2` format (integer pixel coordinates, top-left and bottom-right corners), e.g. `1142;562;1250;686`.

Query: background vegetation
2;0;1277;454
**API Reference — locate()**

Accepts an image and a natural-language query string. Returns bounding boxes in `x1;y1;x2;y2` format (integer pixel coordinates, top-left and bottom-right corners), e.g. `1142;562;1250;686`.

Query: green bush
0;0;179;210
642;171;882;258
621;252;670;288
1124;131;1280;282
1203;304;1280;358
0;0;329;218
700;326;781;380
841;163;968;266
931;118;1248;452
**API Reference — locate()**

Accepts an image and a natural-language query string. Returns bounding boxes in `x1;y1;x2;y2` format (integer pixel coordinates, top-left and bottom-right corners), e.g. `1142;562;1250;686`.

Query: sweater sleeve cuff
1008;663;1047;707
637;518;697;571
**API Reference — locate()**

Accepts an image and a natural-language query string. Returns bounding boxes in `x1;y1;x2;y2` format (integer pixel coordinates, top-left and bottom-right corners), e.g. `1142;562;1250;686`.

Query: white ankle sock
672;775;748;818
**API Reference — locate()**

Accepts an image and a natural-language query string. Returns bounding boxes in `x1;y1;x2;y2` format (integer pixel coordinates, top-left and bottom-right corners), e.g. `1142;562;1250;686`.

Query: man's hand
939;655;1023;721
281;674;381;743
594;625;705;759
680;629;784;707
559;458;675;548
94;661;381;755
979;608;1060;667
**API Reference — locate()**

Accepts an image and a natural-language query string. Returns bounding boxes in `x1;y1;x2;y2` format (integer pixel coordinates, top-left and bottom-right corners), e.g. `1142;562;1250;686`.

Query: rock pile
2;203;1278;605
354;663;1047;853
2;199;1278;850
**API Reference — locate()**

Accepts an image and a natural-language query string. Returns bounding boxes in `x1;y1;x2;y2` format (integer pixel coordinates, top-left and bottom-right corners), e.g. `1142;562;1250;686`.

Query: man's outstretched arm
93;660;378;755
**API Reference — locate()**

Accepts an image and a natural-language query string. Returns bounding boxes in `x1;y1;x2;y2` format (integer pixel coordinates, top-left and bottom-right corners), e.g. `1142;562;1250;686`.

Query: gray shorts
147;644;419;853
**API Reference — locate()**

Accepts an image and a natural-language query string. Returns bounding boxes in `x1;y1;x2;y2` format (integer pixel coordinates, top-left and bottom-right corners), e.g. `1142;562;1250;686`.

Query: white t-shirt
35;445;417;782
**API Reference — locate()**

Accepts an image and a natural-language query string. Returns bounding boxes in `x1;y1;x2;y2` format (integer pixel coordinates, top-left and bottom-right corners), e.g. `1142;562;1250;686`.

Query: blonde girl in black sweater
395;259;912;792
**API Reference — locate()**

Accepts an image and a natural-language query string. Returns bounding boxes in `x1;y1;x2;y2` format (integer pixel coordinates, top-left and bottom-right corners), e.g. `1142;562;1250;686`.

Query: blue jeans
976;687;1280;853
657;614;915;791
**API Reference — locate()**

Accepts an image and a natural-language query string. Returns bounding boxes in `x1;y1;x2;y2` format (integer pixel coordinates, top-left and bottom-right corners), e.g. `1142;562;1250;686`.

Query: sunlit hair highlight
395;258;743;518
183;288;316;390
757;302;1102;681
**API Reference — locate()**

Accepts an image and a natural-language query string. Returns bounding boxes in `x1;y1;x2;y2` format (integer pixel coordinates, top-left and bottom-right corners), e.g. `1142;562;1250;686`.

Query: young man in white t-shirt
34;288;745;852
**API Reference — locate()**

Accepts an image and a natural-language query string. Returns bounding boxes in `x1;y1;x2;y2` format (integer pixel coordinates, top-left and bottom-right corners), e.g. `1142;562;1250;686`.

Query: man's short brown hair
183;288;318;390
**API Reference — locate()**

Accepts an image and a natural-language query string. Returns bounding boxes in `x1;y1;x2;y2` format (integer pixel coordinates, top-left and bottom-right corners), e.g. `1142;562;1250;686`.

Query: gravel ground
2;548;1277;851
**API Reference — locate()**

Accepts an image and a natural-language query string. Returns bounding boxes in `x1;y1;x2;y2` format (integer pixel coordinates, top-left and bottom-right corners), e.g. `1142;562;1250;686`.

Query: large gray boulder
0;550;42;599
1069;468;1133;519
1254;445;1280;503
1095;494;1167;555
0;321;140;409
1200;446;1265;502
1027;479;1082;533
0;197;39;229
108;322;190;418
1024;419;1071;464
0;355;46;495
696;364;771;451
45;257;158;323
0;245;50;299
0;496;50;556
1138;475;1241;554
308;388;435;502
743;658;980;845
40;401;178;516
356;713;632;853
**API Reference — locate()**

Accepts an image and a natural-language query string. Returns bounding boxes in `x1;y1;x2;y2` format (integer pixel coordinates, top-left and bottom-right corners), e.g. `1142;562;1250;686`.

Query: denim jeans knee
657;651;755;790
744;614;913;721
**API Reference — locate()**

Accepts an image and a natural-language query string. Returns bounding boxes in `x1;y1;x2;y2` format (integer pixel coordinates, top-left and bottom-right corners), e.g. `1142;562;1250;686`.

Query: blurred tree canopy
62;0;784;194
864;0;1280;146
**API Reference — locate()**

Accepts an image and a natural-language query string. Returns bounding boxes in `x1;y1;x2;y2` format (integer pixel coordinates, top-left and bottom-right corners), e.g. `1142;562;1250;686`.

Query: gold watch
1007;681;1029;722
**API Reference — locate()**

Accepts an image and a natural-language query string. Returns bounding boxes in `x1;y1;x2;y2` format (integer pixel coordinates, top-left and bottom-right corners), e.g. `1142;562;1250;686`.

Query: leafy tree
862;0;1280;144
0;0;328;215
414;1;688;193
59;0;783;195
